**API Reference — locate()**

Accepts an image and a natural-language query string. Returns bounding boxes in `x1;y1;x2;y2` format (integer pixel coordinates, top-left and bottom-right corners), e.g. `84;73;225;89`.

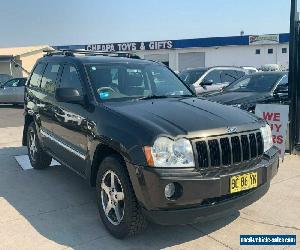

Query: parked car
0;74;13;85
178;66;246;94
204;71;288;113
22;50;278;238
0;77;27;105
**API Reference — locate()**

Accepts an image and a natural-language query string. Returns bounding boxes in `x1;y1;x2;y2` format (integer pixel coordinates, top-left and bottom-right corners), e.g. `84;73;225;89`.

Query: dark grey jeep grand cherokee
22;50;279;238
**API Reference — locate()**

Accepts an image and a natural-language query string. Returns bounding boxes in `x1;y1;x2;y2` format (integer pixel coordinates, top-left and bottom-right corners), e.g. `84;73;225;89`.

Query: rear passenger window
60;65;83;94
203;70;222;84
221;70;237;83
235;70;246;79
40;63;60;94
29;63;46;87
221;70;245;83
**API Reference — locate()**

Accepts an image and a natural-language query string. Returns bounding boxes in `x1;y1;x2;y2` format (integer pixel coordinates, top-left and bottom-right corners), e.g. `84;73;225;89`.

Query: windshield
179;69;206;85
86;63;193;101
225;73;285;92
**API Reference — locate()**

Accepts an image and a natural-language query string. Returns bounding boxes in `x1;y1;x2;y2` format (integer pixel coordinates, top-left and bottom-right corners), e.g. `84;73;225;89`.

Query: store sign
255;104;289;159
249;34;279;45
86;40;173;52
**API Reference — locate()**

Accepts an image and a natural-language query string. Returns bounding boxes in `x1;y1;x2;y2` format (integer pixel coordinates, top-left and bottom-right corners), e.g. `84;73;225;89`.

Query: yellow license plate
230;172;258;193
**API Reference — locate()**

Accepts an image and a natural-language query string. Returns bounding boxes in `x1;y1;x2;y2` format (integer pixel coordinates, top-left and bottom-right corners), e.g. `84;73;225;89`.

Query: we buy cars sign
255;104;289;159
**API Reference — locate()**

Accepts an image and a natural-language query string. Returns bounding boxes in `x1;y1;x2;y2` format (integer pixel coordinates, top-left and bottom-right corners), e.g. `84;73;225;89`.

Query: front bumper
126;146;279;225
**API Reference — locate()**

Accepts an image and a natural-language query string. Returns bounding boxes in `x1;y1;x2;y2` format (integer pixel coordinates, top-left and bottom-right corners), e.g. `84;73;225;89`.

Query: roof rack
43;49;141;59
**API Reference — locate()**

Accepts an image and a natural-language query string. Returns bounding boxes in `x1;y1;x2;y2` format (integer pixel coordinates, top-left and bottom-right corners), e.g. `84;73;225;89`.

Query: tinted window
18;78;27;87
277;75;288;86
203;70;222;84
221;70;245;83
29;63;46;87
225;74;284;92
179;69;206;85
4;79;20;87
40;63;60;94
235;71;246;78
86;63;192;101
60;65;83;94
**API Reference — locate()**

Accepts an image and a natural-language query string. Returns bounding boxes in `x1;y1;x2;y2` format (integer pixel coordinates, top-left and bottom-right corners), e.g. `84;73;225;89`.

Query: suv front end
126;123;278;225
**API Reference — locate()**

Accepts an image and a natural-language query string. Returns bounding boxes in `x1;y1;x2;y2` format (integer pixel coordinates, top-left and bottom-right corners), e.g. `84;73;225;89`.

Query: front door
50;64;89;175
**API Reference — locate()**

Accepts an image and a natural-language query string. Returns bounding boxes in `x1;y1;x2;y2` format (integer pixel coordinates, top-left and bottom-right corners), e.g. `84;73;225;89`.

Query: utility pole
289;0;300;153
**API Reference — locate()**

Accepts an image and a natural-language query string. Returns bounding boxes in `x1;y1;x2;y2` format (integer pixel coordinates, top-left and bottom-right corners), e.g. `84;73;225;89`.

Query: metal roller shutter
178;52;205;71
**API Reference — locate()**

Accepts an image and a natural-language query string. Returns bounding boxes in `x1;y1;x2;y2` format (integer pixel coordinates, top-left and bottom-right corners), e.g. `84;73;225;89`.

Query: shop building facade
56;33;289;72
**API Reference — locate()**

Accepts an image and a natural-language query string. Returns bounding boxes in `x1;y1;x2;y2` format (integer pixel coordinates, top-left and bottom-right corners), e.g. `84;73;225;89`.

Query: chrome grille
195;131;263;169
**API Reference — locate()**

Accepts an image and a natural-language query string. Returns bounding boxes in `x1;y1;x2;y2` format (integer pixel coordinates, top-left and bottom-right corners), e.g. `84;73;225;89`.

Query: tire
96;155;148;238
27;122;52;169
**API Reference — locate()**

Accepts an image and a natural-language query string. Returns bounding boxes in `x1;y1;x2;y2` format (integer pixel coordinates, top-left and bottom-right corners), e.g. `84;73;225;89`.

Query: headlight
144;137;195;168
260;124;273;152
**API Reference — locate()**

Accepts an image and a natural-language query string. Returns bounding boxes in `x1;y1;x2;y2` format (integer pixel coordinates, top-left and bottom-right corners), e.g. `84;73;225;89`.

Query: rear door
49;64;88;174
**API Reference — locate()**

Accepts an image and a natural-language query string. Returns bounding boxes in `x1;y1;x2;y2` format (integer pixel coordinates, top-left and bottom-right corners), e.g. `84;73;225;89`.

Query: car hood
105;97;261;138
205;91;271;105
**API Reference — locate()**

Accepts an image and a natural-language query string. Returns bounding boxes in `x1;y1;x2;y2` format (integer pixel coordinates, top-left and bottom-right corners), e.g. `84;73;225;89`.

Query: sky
0;0;292;48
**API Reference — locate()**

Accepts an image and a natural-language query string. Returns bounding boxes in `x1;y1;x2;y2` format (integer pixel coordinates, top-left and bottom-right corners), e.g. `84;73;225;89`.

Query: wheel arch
89;141;131;187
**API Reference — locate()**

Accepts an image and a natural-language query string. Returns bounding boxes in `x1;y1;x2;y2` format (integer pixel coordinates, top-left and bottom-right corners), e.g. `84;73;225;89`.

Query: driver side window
60;65;83;95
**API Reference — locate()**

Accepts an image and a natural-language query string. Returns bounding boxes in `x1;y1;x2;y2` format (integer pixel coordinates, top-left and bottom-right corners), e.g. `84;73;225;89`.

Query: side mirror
201;79;214;86
55;88;84;104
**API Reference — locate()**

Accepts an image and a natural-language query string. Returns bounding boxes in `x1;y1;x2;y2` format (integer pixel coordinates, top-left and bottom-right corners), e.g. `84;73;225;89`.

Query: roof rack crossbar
43;49;141;59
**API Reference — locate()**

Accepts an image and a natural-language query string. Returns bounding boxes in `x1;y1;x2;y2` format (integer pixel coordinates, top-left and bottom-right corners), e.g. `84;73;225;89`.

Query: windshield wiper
137;95;170;100
137;94;193;100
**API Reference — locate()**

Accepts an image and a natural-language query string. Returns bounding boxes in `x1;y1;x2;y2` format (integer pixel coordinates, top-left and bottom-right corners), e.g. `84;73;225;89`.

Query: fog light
165;183;175;200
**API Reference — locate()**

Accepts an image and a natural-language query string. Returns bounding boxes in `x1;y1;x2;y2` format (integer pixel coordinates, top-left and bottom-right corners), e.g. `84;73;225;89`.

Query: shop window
255;49;261;55
268;48;273;54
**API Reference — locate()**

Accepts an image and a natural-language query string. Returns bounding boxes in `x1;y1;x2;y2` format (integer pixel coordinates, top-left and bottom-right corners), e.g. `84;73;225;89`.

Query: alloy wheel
101;170;125;225
28;129;37;161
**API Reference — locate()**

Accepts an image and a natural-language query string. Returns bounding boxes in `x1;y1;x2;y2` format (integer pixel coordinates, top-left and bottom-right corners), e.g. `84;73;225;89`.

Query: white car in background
0;77;27;105
179;66;247;94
